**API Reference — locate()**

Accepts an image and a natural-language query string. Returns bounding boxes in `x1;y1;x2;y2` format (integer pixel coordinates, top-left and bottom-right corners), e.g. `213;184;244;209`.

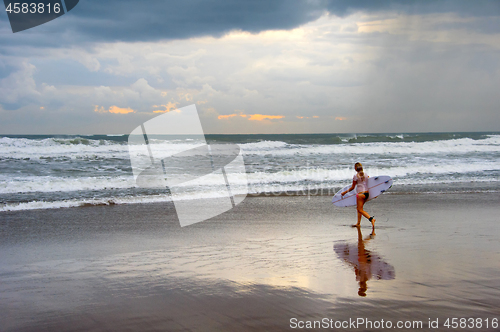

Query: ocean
1;132;499;212
1;132;500;331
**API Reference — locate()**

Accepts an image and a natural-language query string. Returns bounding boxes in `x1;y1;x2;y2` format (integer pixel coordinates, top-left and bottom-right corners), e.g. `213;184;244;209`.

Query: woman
341;162;375;228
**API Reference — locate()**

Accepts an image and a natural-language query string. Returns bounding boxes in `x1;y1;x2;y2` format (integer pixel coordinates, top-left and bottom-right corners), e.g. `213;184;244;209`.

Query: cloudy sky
1;0;499;134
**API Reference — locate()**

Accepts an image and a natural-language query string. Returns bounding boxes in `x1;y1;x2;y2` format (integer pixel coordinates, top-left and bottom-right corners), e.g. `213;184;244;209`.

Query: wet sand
1;193;499;331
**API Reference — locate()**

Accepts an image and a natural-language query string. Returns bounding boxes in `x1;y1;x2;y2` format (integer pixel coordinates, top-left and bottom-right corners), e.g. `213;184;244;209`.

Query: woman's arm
341;180;356;196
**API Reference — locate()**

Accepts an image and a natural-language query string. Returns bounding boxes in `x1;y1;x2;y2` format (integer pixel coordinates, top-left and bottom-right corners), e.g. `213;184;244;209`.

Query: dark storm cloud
1;0;500;47
325;0;500;18
0;0;326;45
70;0;325;42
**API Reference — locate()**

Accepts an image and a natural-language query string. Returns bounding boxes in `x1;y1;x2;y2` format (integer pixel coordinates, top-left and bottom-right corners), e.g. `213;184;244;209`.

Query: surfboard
332;175;393;207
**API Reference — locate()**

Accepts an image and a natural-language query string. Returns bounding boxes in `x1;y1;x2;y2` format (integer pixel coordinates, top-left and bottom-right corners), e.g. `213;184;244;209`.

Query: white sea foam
0;195;169;212
0;137;128;160
239;136;500;156
1;160;498;195
0;137;206;160
238;140;289;151
1;135;499;160
0;188;242;212
1;174;497;212
0;175;136;194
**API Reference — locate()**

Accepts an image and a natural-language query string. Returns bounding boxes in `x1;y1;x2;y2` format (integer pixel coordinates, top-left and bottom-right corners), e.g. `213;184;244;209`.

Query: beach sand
1;193;499;331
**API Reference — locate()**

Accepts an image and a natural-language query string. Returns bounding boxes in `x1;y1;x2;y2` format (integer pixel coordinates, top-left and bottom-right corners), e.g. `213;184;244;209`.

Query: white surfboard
332;175;393;207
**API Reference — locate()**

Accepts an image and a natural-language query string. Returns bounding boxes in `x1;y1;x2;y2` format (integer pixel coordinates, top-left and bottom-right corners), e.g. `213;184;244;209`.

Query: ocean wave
0;188;241;212
0;175;136;194
0;195;169;212
0;137;205;160
237;140;289;151
1;177;498;212
239;136;500;156
0;137;128;160
1;135;499;160
2;160;498;195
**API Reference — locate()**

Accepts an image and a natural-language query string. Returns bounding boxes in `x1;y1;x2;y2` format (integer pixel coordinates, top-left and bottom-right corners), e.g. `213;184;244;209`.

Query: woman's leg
353;195;363;226
360;194;376;227
356;193;375;227
356;194;370;219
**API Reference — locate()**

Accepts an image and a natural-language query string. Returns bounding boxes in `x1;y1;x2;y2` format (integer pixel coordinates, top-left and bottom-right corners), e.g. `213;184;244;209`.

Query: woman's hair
354;162;365;179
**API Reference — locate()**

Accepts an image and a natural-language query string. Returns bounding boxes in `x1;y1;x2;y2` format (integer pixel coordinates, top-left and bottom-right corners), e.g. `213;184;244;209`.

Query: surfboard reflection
334;227;395;297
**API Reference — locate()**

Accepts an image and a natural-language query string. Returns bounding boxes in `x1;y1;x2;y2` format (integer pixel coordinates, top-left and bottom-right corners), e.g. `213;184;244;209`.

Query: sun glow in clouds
218;114;239;119
94;105;135;114
297;116;320;119
153;101;179;113
218;113;285;121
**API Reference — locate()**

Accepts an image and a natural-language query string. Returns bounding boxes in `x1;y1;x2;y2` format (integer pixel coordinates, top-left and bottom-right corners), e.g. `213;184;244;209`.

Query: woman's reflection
334;227;395;297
